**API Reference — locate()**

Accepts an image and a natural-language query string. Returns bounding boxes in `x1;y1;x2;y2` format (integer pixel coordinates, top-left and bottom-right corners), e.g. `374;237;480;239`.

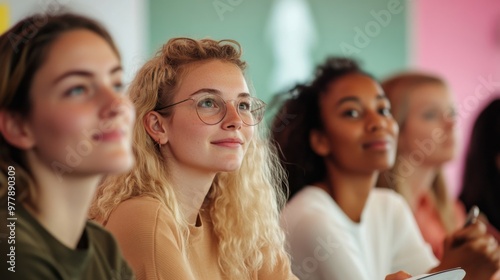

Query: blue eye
198;98;218;108
238;101;251;111
422;110;439;120
114;83;125;93
445;108;457;120
66;86;86;97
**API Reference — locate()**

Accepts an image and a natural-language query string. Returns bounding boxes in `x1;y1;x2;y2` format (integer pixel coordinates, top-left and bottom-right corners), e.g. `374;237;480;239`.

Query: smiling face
162;60;254;174
311;73;399;174
25;29;135;177
398;83;456;166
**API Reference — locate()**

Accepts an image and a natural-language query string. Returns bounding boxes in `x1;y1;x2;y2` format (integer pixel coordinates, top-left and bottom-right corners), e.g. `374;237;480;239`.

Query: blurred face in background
397;82;456;166
25;30;135;177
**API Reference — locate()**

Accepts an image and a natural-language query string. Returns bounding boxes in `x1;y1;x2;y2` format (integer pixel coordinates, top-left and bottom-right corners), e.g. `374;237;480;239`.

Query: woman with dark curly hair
272;57;500;280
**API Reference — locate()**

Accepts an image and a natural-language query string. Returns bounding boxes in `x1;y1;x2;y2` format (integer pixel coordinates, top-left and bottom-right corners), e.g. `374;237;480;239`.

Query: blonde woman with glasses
89;38;298;280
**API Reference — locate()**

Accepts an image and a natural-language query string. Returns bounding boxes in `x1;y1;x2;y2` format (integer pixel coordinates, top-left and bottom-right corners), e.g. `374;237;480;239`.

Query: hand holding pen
436;206;500;280
463;206;480;228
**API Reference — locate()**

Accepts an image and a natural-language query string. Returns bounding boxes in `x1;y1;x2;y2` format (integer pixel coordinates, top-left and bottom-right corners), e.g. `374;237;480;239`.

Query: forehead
407;83;451;107
175;60;248;98
41;29;119;72
322;73;383;102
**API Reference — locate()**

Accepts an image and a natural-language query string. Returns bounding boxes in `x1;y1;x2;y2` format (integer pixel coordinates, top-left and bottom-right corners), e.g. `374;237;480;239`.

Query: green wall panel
149;0;408;104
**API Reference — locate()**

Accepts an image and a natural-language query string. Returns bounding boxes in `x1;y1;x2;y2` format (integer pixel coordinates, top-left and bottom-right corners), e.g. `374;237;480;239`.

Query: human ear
309;129;330;157
143;111;168;145
0;111;35;150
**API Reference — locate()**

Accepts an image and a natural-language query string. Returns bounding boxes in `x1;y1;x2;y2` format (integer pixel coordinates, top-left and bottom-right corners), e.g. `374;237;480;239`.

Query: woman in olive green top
0;12;135;280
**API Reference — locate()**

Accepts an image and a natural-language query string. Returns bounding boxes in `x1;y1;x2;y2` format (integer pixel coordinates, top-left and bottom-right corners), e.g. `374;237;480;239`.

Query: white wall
5;0;148;84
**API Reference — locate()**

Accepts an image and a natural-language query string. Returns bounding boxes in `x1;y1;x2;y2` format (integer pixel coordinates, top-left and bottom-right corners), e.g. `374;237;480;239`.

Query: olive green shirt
0;202;134;280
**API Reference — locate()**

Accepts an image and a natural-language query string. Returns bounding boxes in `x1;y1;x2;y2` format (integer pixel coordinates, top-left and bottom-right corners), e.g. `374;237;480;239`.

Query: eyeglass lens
194;94;265;125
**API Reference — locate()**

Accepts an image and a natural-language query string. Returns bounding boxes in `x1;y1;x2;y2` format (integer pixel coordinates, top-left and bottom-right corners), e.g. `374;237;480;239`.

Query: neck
24;152;101;249
168;163;215;225
318;161;377;223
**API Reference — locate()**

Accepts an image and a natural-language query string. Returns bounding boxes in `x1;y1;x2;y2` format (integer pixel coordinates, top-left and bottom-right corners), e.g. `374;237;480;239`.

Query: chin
96;154;135;175
215;161;243;172
117;155;135;171
218;164;242;173
370;160;395;172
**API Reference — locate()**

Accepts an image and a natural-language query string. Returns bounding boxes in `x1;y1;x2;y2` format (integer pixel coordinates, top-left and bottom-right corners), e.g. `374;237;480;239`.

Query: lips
362;139;390;150
93;130;126;142
211;138;244;148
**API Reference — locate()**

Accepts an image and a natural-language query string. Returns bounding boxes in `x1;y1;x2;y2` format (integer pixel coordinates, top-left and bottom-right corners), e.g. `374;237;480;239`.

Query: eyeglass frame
154;92;267;126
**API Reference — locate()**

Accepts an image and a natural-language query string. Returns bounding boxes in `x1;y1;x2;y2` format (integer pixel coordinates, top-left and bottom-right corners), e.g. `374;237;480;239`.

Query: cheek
170;119;206;149
32;106;95;144
335;121;360;143
329;127;357;155
243;126;254;141
402;119;433;147
389;119;399;136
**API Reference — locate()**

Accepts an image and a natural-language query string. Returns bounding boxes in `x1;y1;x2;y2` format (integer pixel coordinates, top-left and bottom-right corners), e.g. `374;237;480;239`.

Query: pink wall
412;0;500;197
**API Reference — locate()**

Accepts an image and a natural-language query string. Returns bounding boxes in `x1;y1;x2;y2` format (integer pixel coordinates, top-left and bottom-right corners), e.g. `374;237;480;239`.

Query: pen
463;205;480;228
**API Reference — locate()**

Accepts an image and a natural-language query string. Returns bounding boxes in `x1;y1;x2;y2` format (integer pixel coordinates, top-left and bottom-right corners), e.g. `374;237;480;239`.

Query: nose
99;85;130;120
221;102;242;130
366;110;387;133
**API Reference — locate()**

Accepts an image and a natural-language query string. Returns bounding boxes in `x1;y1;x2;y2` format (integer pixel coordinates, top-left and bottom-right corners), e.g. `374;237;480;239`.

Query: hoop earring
156;138;162;148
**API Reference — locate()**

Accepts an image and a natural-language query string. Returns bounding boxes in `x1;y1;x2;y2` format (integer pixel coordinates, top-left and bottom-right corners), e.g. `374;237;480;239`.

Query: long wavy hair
377;72;456;233
0;12;119;201
89;38;288;279
270;57;371;199
459;98;500;229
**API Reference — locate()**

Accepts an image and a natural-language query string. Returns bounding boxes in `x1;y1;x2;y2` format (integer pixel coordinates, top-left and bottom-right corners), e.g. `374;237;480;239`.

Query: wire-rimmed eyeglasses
155;93;266;126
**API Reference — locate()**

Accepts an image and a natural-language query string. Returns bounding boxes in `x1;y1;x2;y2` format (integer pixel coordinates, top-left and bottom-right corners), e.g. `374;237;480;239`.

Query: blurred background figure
378;72;466;260
459;98;500;237
272;57;499;280
0;12;135;280
273;57;434;279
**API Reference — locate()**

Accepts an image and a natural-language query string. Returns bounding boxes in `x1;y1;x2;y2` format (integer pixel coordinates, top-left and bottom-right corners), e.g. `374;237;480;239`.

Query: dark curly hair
270;57;373;199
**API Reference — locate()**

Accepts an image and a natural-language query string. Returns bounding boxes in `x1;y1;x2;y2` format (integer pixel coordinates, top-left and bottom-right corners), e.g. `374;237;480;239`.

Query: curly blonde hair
89;38;289;279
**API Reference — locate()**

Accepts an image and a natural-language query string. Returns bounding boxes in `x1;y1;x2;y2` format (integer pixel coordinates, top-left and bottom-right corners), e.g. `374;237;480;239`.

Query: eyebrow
52;65;123;85
190;88;250;98
336;94;388;107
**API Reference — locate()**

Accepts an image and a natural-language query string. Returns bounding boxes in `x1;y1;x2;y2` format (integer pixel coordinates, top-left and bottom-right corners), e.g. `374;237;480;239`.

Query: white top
281;186;438;280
